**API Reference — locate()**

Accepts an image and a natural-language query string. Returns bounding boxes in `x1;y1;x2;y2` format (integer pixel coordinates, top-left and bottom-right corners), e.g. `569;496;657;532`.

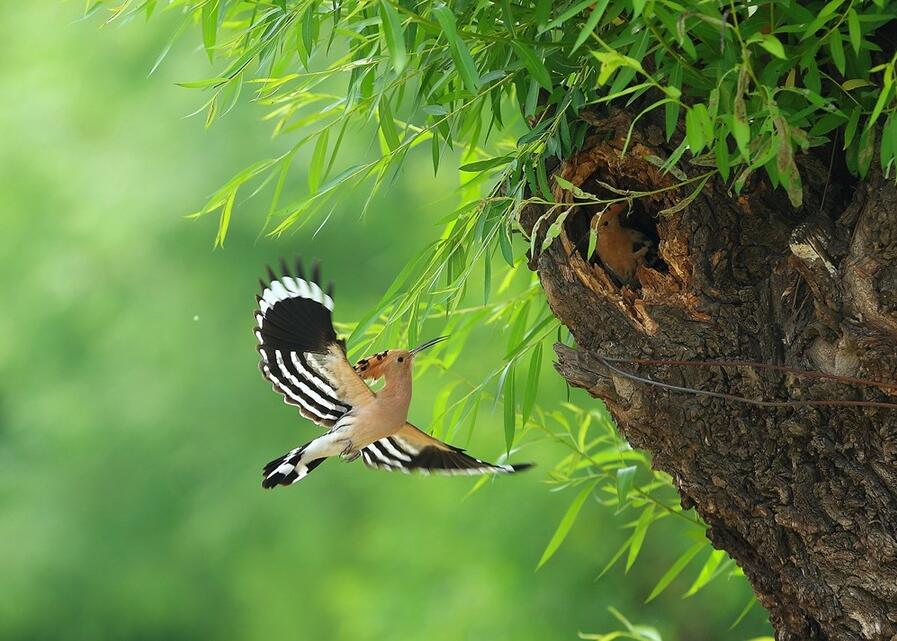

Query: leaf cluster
98;0;897;215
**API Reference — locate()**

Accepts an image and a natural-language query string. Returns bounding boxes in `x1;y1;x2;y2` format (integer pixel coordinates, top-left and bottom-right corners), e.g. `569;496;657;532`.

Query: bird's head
354;336;449;380
592;202;628;232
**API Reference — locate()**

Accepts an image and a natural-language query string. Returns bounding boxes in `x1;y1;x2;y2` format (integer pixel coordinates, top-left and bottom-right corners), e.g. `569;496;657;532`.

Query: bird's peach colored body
301;346;425;462
592;203;652;285
348;350;413;446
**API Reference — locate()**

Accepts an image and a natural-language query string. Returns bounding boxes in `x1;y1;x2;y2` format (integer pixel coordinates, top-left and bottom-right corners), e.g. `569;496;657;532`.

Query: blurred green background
0;5;770;640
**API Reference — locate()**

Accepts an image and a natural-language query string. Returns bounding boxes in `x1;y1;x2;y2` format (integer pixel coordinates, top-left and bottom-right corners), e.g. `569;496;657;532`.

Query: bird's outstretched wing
254;258;373;427
360;423;532;475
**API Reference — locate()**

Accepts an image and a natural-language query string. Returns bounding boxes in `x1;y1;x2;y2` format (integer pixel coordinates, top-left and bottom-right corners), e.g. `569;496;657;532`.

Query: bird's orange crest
354;350;391;380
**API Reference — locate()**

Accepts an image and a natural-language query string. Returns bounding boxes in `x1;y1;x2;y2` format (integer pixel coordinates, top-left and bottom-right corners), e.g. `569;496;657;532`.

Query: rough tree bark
522;110;897;641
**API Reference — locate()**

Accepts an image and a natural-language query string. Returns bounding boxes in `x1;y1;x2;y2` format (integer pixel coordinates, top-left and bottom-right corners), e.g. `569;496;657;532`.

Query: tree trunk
522;110;897;641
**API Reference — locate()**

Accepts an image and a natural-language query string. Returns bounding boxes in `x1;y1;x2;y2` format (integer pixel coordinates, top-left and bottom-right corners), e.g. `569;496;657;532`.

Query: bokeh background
0;5;770;640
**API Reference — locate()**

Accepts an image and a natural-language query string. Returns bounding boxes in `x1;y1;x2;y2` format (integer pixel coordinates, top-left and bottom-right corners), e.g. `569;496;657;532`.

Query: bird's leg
337;439;360;462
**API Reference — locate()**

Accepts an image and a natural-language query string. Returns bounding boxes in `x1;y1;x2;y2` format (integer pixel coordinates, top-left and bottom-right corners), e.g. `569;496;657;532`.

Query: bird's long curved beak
410;335;449;355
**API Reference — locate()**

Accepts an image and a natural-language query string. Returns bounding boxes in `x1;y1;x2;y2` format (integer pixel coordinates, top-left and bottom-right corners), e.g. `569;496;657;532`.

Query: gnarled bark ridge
524;111;897;641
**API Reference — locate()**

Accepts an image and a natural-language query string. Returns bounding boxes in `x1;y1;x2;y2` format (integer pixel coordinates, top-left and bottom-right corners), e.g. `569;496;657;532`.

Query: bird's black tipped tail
262;444;327;488
507;463;534;473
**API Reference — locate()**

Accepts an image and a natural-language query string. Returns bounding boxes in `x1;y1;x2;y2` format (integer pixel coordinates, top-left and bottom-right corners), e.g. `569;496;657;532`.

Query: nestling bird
592;202;653;285
254;258;532;488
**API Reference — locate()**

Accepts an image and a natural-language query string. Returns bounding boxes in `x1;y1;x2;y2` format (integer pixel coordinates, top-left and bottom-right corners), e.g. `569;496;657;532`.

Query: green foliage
97;0;897;221
581;607;665;641
538;478;599;568
579;607;775;641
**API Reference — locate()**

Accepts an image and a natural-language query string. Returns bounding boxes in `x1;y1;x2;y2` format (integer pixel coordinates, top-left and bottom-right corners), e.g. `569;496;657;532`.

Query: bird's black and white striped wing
361;423;532;476
254;258;373;427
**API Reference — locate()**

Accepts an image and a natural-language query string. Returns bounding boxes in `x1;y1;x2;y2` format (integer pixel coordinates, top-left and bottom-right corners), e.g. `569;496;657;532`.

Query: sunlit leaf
616;465;637;505
498;222;514;267
378;96;401;150
511;41;552;91
729;597;759;630
538;480;598;569
847;9;862;54
757;34;786;60
665;65;682;140
433;5;481;93
684;549;727;597
540;0;594;33
842;79;874;91
502;364;516;453
148;15;190;76
214;189;236;247
829;30;846;75
201;0;219;60
380;0;408;74
459;156;513;172
645;541;705;602
801;0;847;40
572;0;609;52
522;343;542;426
308;129;329;193
626;504;655;571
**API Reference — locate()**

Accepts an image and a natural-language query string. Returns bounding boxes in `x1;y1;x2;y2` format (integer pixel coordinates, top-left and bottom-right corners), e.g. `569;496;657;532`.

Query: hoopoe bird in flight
254;258;532;488
592;202;653;285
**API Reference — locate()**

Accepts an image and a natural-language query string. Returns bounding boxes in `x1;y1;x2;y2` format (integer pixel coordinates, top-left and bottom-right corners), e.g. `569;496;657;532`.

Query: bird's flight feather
360;423;532;476
254;258;372;428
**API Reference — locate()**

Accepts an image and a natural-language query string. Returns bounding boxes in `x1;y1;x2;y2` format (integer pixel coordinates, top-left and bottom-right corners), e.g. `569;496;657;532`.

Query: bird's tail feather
262;443;327;488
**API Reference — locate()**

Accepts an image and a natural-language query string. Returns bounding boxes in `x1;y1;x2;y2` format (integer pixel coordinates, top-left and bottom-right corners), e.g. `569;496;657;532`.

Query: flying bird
592;202;653;285
254;258;532;488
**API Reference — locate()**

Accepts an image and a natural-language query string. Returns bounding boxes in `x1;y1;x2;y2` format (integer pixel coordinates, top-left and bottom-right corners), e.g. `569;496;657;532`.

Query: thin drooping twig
594;356;897;411
599;356;897;392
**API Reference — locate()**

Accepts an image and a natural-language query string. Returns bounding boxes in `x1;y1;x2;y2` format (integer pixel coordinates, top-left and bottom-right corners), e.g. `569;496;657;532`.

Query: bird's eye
397;357;404;363
602;221;609;227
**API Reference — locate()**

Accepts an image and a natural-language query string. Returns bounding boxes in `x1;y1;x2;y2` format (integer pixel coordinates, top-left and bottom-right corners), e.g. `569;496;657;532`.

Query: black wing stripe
261;358;344;422
366;442;402;468
361;443;412;474
293;352;341;401
274;350;347;413
360;437;518;476
274;350;345;412
379;437;413;462
260;364;339;423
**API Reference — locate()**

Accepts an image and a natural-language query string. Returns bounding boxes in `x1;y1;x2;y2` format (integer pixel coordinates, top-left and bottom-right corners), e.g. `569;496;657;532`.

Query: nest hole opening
564;180;669;283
